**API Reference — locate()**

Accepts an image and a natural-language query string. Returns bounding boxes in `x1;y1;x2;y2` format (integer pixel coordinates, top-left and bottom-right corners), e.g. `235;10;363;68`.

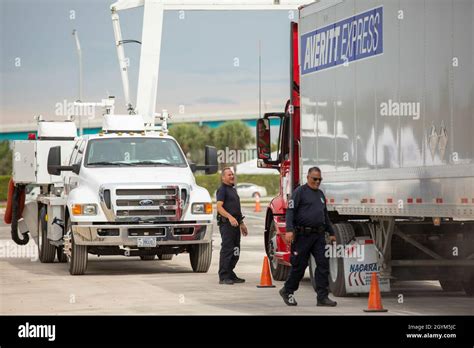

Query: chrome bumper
72;222;213;246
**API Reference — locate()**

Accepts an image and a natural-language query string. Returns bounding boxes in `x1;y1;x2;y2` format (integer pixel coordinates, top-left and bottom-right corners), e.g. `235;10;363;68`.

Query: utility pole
259;39;262;119
72;29;83;136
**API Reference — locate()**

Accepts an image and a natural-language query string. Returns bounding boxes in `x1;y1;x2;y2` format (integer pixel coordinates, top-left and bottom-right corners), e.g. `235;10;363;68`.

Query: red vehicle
256;22;302;283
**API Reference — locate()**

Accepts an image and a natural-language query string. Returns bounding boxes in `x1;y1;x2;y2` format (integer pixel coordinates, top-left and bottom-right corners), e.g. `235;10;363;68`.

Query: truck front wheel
266;221;290;281
158;254;173;260
65;217;88;275
328;223;355;297
140;255;156;261
38;206;56;263
189;243;212;272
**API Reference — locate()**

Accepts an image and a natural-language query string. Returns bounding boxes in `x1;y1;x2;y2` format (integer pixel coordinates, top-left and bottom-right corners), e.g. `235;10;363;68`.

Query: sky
0;0;296;127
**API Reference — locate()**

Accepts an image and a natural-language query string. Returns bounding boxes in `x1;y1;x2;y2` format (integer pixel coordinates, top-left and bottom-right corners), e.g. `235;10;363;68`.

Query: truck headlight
192;203;212;214
72;204;97;215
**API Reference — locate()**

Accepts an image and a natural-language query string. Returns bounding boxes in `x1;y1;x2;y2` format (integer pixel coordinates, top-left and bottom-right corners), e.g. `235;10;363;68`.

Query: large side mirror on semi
191;145;218;175
47;146;77;175
256;118;271;161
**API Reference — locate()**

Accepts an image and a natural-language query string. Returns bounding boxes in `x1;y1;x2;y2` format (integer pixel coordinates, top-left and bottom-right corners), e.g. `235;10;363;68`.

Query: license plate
137;237;157;247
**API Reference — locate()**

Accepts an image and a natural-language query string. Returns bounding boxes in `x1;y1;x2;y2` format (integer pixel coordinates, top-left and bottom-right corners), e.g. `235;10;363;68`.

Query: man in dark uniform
216;167;248;285
279;166;338;307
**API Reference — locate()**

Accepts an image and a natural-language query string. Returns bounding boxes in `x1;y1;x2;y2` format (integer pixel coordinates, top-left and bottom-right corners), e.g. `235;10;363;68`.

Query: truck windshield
85;138;187;167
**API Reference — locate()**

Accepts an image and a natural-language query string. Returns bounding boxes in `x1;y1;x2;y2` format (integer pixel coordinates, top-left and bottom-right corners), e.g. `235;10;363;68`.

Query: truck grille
116;188;177;196
116;199;175;206
103;185;186;221
117;209;176;216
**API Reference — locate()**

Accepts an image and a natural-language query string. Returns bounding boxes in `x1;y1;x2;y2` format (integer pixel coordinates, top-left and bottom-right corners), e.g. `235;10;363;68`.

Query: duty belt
217;214;244;225
295;225;326;234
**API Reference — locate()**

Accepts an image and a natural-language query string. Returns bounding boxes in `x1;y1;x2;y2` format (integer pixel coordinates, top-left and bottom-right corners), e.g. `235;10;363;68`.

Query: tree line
0;120;255;176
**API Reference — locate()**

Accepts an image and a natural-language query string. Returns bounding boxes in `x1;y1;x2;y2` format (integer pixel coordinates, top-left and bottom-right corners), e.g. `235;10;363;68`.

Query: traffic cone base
257;256;275;288
363;272;388;312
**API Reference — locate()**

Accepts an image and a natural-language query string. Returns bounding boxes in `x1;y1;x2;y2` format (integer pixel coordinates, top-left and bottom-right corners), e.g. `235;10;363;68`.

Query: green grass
0;175;9;201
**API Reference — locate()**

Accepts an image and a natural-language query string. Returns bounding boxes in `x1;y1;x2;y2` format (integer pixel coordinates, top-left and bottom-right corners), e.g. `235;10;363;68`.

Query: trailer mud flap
342;239;390;293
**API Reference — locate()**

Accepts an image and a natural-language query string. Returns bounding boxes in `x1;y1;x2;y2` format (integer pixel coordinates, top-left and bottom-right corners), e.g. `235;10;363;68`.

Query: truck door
65;140;85;194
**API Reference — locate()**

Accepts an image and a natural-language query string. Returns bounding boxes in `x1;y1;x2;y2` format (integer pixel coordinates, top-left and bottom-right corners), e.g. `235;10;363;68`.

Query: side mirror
47;146;62;175
47;146;74;175
256;118;271;161
204;145;218;175
189;162;197;173
72;163;81;175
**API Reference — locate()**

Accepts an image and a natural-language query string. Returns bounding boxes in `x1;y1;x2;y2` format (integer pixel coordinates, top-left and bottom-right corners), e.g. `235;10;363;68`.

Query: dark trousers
218;223;241;280
284;232;330;300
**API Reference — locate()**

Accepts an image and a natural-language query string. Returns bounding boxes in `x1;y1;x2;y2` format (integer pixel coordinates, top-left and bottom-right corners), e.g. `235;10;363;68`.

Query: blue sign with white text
301;6;383;75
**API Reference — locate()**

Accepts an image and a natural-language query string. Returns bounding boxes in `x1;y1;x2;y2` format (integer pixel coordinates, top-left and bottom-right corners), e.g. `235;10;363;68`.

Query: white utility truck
9;102;217;275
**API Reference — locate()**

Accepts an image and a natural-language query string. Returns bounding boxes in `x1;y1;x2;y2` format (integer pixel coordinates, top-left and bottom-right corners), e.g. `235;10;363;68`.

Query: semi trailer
257;0;474;296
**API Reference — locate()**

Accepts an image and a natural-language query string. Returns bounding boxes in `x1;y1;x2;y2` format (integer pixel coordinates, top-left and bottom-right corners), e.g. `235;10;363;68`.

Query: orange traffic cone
256;256;275;288
254;193;261;212
363;272;388;312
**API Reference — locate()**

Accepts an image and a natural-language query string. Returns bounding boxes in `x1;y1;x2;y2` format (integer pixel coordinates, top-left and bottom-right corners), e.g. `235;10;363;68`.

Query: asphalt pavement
1;207;473;315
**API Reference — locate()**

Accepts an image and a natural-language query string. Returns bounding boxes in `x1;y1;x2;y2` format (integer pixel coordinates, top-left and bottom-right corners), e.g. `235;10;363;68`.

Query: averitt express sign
300;6;383;75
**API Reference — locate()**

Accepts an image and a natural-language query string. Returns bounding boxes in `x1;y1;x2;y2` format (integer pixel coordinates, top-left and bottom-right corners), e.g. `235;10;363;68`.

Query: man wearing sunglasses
279;166;338;307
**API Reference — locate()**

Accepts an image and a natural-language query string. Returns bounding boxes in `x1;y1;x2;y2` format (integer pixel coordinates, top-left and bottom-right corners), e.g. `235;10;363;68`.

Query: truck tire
66;217;88;275
189;243;212;272
329;223;355;297
158;254;173;260
439;280;463;292
56;246;67;263
38;206;56;263
462;275;474;296
140;255;156;261
266;220;290;281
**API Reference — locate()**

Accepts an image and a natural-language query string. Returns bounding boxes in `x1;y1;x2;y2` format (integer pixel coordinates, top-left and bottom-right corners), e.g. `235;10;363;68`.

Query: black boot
317;297;337;307
279;287;297;306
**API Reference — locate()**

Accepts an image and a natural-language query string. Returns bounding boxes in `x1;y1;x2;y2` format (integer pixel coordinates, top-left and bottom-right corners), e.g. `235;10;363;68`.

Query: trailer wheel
158;254;173;260
189;243;212;272
267;220;290;281
329;223;355;297
38;206;56;263
56;246;67;263
66;217;88;275
462;276;474;296
140;255;156;261
439;280;464;292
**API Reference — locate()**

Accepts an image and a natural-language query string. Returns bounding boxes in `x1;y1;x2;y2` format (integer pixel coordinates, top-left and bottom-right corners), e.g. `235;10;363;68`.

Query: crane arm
110;0;315;126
